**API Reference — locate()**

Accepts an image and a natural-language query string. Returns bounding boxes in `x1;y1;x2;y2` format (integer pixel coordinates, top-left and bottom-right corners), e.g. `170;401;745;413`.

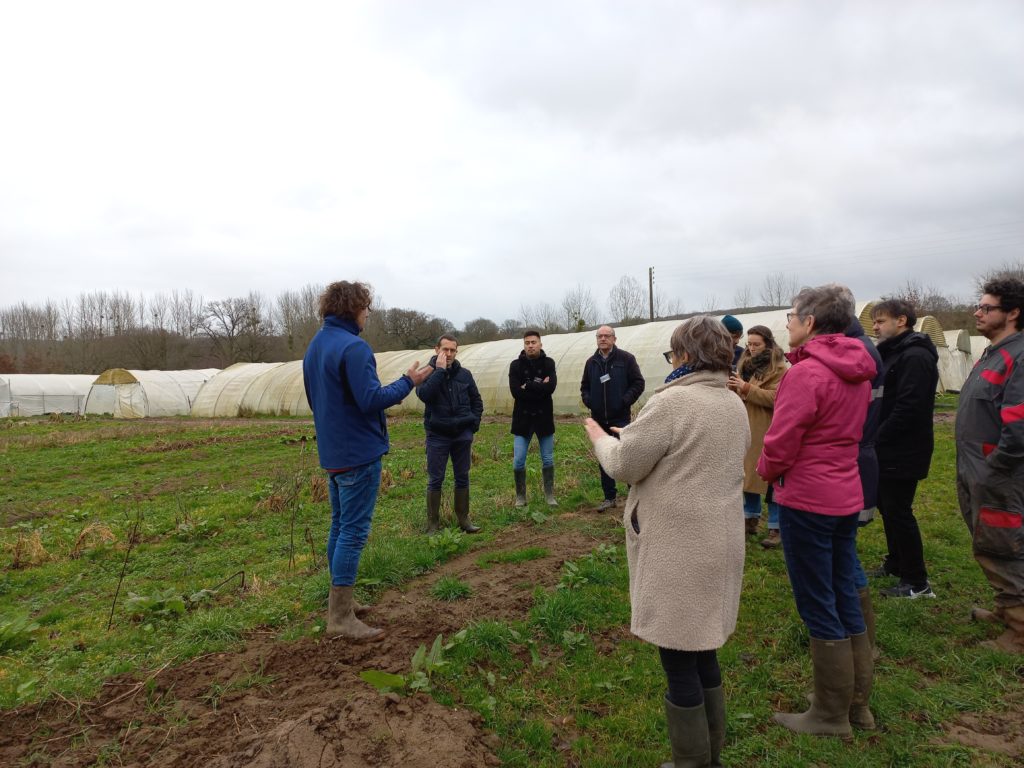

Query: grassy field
1;410;1022;766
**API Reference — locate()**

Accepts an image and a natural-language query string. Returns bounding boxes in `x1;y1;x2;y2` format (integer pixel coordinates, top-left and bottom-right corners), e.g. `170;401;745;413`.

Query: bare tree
560;284;599;331
202;292;275;365
975;259;1024;293
276;283;323;356
518;302;563;333
732;284;753;308
760;272;800;307
653;290;684;319
499;318;521;338
608;275;646;322
700;294;720;313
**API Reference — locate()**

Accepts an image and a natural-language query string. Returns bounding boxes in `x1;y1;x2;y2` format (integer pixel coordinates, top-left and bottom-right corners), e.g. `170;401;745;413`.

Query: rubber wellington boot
425;490;442;534
703;686;726;767
514;469;527;507
542;465;557;507
774;637;853;737
661;695;711;768
848;632;875;730
326;585;384;642
859;587;879;661
454;488;480;533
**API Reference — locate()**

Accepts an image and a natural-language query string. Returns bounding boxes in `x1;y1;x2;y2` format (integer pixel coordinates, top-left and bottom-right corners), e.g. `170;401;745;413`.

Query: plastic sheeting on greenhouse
940;330;973;392
970;335;991;365
85;368;219;418
0;374;95;417
191;362;287;417
238;360;312;416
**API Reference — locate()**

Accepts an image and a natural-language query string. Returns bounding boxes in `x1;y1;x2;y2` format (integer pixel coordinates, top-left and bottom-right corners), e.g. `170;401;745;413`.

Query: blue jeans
326;459;381;587
743;490;780;530
426;435;472;490
779;504;865;640
513;433;554;470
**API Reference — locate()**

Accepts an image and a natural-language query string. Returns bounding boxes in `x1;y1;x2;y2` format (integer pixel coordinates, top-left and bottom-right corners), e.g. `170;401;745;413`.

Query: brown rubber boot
859;587;879;661
703;686;726;767
971;605;1004;624
774;637;853;737
326;585;384;642
514;469;527;507
454;487;480;533
542;465;557;507
848;632;875;730
661;695;711;768
425;490;442;534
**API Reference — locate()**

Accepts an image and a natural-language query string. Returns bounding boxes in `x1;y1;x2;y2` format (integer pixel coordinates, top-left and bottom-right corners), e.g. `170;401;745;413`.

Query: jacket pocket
974;507;1024;559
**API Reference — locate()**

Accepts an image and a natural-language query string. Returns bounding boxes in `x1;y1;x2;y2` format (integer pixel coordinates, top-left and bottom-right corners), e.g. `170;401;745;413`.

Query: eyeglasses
786;312;808;323
662;351;673;364
596;333;614;339
974;303;1006;314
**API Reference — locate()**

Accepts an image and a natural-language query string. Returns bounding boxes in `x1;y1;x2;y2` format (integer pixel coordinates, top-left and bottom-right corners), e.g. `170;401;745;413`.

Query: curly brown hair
318;281;372;320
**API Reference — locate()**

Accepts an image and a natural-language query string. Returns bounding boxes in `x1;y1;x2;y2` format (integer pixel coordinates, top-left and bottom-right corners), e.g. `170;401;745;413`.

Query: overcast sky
2;1;1023;327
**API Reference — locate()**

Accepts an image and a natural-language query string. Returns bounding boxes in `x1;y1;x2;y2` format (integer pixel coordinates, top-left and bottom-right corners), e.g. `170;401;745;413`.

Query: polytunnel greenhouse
191;362;288;417
941;329;973;392
970;335;990;365
0;374;96;417
84;368;219;418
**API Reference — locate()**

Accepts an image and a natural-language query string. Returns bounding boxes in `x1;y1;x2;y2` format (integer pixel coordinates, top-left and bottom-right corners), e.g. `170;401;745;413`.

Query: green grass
2;415;1022;766
430;575;473;602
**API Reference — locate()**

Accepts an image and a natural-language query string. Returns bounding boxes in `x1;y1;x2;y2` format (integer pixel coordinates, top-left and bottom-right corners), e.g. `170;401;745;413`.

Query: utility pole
648;267;655;321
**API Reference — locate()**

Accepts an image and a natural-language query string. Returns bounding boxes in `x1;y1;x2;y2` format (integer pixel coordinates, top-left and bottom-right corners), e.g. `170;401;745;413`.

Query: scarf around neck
664;362;695;384
740;350;772;382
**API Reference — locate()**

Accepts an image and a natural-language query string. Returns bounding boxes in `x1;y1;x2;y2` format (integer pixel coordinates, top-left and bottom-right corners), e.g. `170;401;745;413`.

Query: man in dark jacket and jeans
303;281;432;642
417;334;484;534
580;325;645;510
510;330;558;507
870;298;939;599
957;277;1024;653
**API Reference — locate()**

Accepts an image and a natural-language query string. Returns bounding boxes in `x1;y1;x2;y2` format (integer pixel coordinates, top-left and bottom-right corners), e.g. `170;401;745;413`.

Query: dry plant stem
107;512;142;631
95;658;176;710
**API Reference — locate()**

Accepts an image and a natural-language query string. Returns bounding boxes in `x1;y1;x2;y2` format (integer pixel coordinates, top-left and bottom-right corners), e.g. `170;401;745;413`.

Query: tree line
1;264;1018;374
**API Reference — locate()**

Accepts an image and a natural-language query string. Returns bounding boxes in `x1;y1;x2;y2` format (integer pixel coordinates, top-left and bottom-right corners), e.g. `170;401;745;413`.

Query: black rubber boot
514;469;527;507
454;487;480;533
426;490;442;534
542;465;557;506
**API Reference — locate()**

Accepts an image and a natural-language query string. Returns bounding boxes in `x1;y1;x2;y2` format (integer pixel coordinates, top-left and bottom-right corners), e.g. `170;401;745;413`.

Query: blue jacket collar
324;315;360;335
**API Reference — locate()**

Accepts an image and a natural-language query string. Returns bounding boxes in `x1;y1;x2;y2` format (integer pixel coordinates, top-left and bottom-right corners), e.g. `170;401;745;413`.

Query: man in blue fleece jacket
303;281;431;642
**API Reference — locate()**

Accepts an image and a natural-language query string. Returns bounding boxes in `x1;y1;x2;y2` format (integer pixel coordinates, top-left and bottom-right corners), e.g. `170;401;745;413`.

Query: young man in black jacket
416;334;484;534
870;299;939;598
580;325;646;510
509;330;558;507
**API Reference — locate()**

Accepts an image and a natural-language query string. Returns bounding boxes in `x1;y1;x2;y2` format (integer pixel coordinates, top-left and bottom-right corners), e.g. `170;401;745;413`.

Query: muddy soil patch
0;523;606;767
937;692;1024;759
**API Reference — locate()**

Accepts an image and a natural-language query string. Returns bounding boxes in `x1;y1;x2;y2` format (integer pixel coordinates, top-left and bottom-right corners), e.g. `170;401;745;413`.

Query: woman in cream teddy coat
585;316;749;768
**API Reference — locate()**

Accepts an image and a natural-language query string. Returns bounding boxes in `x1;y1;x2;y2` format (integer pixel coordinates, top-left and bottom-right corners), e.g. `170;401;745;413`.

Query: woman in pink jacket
757;284;876;739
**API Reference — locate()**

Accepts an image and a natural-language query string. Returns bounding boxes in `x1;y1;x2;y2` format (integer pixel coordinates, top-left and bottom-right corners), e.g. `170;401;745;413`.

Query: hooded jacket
757;334;875;516
416;356;484;439
509;350;557;437
875;330;939;480
580;346;646;426
302;315;414;470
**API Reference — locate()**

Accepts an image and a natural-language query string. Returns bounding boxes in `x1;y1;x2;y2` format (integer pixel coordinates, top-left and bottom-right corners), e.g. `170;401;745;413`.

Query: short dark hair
983;277;1024;331
523;329;541;340
319;281;371;321
871;298;917;328
436;333;459;347
670;316;733;373
792;284;855;335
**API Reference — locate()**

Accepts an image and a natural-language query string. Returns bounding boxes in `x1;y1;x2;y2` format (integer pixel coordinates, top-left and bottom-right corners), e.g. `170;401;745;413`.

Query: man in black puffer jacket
580;325;646;510
509;330;558;507
417;334;484;534
870;298;939;599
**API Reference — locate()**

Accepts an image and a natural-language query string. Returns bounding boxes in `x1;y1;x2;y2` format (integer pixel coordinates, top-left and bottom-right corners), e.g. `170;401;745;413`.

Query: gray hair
792;283;855;335
670;316;733;372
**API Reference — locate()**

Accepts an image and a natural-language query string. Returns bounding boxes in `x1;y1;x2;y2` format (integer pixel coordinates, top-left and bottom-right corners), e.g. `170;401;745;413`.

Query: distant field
1;413;1022;767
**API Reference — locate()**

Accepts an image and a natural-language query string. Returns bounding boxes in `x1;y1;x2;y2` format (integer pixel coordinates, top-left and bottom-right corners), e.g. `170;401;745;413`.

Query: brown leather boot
774;638;853;737
327;585;384;642
744;517;760;536
760;529;781;549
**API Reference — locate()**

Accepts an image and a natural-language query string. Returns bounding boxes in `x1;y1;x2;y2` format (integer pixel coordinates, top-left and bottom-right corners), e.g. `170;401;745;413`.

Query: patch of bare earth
0;522;606;767
937;692;1024;761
